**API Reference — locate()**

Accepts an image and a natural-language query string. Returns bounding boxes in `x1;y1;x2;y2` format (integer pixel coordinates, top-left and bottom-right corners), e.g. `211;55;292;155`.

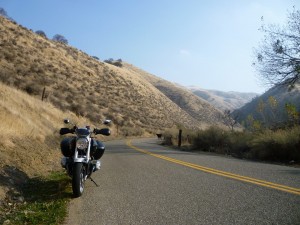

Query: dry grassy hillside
0;82;98;199
122;63;225;128
0;16;223;133
233;81;300;126
188;87;258;111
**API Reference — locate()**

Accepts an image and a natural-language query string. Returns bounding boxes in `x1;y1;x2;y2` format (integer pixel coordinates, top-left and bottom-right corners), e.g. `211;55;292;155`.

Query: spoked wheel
72;163;86;197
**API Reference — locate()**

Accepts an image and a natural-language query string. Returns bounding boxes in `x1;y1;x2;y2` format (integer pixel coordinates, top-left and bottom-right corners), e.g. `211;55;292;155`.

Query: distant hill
187;86;258;111
122;63;224;128
0;16;225;133
233;82;300;127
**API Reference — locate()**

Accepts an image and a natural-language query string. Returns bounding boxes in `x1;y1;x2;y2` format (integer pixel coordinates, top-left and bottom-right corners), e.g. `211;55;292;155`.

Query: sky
0;0;299;93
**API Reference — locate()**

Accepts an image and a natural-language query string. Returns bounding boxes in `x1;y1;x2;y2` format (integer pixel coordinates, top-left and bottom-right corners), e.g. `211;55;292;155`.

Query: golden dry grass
0;16;226;134
0;82;100;140
0;82;94;173
0;82;102;199
122;63;225;128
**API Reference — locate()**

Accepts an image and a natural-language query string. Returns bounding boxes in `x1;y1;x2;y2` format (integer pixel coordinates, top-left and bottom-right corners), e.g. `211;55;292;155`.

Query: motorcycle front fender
74;158;87;163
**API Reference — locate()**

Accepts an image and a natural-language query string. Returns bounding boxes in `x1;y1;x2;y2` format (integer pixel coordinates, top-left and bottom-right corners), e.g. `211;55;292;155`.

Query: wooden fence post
178;129;182;147
41;87;46;101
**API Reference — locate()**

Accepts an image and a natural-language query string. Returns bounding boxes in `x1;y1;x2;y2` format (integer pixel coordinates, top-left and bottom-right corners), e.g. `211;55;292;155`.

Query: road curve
65;138;300;225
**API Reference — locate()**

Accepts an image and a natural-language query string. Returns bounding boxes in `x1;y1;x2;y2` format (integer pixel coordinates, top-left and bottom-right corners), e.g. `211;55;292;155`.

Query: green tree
52;34;68;44
256;99;266;124
285;103;299;125
267;96;278;124
245;114;262;132
0;7;8;18
0;7;14;21
35;30;47;38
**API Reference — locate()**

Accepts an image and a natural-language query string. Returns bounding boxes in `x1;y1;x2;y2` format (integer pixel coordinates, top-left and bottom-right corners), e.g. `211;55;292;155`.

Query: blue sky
1;0;298;93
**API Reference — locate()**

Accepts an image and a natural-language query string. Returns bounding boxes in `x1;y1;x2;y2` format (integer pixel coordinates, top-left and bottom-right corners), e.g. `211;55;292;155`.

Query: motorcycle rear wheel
72;162;85;197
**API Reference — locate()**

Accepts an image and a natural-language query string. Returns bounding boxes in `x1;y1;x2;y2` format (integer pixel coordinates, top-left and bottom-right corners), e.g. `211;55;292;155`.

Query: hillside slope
188;86;258;111
0;16;225;132
0;82;97;199
233;82;300;126
122;63;225;128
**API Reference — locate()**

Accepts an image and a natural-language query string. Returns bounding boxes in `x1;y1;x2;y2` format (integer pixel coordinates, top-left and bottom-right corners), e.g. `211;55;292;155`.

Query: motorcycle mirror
103;119;111;125
64;119;70;124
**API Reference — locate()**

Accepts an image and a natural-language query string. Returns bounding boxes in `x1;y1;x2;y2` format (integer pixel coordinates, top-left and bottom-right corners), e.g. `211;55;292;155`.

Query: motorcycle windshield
76;128;90;136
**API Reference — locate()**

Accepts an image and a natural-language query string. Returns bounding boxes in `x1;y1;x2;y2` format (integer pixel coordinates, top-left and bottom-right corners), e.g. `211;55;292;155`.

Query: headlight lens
76;138;88;150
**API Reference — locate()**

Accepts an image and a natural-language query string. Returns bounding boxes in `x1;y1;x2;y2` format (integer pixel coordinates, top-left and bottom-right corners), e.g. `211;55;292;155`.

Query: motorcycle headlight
76;138;88;150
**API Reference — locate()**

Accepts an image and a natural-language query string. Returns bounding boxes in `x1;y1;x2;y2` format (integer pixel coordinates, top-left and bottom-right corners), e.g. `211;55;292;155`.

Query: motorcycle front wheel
72;162;85;197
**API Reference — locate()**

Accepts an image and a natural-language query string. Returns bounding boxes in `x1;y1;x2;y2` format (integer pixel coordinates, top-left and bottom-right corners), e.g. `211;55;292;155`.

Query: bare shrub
120;126;144;137
162;127;179;145
228;132;253;158
192;126;230;152
24;83;41;95
3;50;14;61
249;127;300;161
70;102;86;117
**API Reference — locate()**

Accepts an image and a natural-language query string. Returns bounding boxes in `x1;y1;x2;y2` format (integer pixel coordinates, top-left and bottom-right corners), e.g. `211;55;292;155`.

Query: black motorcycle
59;119;111;197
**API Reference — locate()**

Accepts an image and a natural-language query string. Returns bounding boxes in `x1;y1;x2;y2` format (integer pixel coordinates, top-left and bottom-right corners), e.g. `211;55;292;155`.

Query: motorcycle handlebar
94;128;111;136
60;127;110;136
59;128;74;135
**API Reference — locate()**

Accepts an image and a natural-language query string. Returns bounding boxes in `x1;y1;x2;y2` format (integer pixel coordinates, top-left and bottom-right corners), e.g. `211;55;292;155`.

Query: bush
192;126;230;153
35;30;47;38
112;61;122;67
0;7;8;18
120;126;144;136
162;128;178;146
104;58;123;67
69;102;86;117
249;127;300;161
24;83;41;95
52;34;68;44
3;50;15;61
228;132;253;158
188;125;300;163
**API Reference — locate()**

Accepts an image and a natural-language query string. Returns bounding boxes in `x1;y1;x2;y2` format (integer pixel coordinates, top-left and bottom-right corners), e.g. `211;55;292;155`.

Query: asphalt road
65;138;300;225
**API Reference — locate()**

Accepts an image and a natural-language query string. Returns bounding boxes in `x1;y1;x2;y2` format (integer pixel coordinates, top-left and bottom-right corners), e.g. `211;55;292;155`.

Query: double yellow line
127;140;300;196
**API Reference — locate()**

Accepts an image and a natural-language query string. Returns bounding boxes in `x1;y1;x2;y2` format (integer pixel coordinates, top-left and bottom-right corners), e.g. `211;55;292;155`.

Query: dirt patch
0;166;28;199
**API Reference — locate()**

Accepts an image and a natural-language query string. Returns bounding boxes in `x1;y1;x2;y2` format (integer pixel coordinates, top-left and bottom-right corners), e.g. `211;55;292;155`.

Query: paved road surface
65;138;300;225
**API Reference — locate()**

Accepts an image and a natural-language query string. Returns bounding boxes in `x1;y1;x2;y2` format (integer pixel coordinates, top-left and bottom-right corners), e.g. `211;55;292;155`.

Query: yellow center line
126;140;300;196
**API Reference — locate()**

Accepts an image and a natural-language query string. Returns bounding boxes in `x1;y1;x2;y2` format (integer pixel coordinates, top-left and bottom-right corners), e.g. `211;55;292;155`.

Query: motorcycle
59;119;111;197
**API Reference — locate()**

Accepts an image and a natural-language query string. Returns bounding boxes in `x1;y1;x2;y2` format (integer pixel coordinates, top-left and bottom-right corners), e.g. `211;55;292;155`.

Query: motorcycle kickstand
89;176;99;187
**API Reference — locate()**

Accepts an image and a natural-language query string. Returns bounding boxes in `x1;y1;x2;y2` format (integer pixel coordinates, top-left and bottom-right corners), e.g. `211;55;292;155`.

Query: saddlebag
91;140;105;160
60;137;76;157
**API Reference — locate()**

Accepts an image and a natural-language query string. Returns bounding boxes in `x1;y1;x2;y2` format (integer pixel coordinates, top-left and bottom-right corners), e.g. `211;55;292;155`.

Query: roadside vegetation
0;172;71;225
0;83;98;224
163;93;300;164
163;125;300;164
